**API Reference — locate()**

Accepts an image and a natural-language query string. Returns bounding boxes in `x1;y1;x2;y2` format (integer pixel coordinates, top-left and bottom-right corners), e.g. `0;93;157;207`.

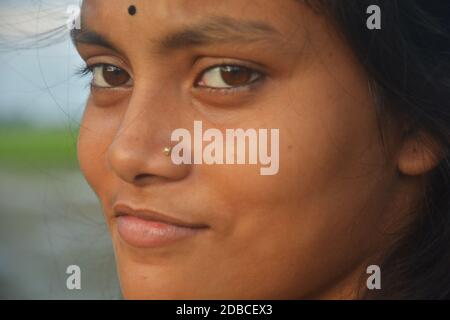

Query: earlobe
397;132;443;176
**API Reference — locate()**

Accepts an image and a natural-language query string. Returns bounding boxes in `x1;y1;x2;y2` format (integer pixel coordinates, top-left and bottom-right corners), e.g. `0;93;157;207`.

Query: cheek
77;101;119;200
194;61;392;289
204;74;384;224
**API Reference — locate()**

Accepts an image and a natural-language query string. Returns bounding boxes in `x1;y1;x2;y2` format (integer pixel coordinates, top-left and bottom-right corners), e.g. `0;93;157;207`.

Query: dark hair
310;0;450;299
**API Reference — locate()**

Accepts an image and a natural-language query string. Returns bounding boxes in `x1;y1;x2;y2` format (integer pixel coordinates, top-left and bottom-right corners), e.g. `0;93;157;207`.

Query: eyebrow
71;28;117;51
158;16;281;52
71;16;281;54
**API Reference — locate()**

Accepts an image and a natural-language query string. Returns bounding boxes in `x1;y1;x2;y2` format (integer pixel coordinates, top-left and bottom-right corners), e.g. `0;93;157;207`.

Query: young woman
72;0;450;299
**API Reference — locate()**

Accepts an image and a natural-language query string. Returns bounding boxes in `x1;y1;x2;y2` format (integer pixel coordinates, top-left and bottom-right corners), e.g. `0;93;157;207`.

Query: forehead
80;0;307;38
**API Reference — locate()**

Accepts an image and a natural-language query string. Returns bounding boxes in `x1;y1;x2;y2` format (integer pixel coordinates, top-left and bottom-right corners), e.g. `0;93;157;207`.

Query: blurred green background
0;125;79;170
0;124;121;299
0;0;121;300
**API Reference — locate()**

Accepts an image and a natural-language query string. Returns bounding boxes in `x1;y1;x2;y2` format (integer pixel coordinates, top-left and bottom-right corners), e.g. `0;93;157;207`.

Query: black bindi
128;5;137;16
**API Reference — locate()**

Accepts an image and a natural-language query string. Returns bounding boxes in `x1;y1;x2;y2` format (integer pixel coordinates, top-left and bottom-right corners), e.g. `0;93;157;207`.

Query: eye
196;65;263;90
90;64;133;88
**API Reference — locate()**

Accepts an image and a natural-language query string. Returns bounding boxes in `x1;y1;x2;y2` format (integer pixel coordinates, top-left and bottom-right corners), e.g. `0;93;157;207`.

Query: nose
107;86;190;186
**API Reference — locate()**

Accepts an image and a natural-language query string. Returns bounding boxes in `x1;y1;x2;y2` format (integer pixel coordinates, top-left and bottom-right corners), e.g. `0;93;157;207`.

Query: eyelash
76;62;266;93
194;64;265;93
76;64;94;77
76;64;130;90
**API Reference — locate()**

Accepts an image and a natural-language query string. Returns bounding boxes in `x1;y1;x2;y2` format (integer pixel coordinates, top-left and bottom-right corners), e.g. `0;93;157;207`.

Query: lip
113;203;209;248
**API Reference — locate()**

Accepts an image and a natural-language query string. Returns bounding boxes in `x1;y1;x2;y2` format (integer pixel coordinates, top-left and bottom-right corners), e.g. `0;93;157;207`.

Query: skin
75;0;437;299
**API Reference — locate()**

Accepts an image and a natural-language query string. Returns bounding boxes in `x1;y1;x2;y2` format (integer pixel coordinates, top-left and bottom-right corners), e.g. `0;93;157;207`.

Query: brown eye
220;66;254;86
91;64;132;88
197;65;263;89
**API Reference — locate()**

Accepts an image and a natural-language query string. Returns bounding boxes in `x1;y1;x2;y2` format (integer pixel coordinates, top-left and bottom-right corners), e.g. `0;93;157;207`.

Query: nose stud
163;146;172;157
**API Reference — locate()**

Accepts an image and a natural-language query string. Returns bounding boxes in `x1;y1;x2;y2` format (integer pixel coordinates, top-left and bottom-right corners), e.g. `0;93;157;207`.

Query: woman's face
75;0;406;299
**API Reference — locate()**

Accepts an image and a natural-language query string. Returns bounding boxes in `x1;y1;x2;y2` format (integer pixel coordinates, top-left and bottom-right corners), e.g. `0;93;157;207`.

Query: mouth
113;203;209;248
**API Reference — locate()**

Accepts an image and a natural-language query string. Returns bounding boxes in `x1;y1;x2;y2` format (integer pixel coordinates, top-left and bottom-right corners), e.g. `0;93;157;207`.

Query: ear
397;131;443;176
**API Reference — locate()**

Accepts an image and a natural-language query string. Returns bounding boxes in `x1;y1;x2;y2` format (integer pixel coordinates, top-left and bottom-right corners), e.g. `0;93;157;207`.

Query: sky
0;0;88;126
